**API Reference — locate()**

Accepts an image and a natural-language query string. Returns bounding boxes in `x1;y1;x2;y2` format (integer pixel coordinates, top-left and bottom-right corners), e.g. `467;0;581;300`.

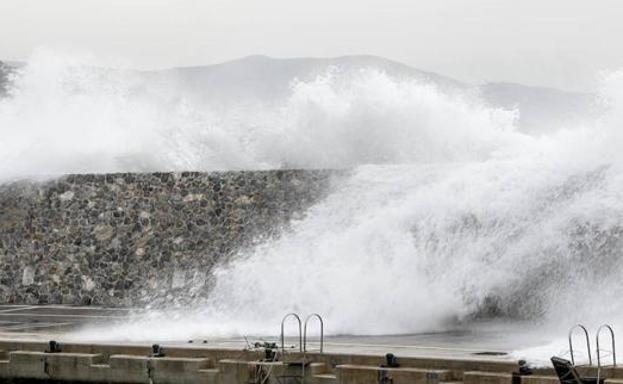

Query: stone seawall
0;170;339;306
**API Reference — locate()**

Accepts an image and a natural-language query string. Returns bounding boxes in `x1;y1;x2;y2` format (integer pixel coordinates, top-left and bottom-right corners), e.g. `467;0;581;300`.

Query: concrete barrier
150;356;214;384
6;351;105;381
106;355;151;383
0;350;219;384
3;339;593;384
336;364;452;384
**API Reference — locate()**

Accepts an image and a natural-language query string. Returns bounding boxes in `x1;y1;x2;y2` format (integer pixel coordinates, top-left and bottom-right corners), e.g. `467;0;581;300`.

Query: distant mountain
159;55;597;132
157;55;465;102
0;55;597;132
480;82;598;133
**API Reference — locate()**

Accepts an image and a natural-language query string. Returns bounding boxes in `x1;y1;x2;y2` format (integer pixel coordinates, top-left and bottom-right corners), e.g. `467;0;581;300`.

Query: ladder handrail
303;313;324;353
569;324;592;366
280;313;303;354
596;324;616;368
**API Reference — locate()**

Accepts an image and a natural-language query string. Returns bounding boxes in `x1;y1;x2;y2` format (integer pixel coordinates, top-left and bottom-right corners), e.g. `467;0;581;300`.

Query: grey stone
0;170;342;307
21;266;35;286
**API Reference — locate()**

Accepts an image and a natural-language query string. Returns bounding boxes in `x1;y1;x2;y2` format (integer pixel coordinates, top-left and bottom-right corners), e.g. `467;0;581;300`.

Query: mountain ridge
0;55;597;132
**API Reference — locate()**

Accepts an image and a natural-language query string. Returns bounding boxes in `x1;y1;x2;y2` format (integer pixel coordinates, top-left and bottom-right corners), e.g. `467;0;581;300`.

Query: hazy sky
1;0;622;91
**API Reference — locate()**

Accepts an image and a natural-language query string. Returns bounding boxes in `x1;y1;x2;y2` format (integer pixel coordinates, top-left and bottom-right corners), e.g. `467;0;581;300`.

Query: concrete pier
0;339;522;384
2;305;621;383
4;337;623;383
3;340;620;384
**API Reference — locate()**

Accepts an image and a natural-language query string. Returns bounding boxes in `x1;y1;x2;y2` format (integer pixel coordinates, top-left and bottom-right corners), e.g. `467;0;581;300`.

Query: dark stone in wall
0;170;340;307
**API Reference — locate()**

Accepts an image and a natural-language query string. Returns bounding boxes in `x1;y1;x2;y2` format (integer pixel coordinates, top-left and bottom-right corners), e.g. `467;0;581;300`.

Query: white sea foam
0;50;523;178
6;52;623;363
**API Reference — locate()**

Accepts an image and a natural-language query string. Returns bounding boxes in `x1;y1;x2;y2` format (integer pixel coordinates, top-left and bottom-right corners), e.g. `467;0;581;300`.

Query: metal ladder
569;324;592;366
281;312;303;355
278;313;325;384
596;324;617;383
303;313;324;353
279;313;305;384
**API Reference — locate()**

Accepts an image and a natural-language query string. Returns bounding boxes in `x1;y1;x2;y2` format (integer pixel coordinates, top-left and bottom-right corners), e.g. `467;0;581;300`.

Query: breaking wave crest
1;50;523;178
5;51;623;342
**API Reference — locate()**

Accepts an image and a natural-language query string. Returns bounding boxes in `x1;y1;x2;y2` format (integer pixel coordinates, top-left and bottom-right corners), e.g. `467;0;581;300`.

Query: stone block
219;359;254;384
464;371;513;384
107;354;150;383
8;351;103;381
44;352;104;381
8;351;48;379
150;356;212;384
312;373;338;384
0;359;9;379
336;364;451;384
520;375;560;384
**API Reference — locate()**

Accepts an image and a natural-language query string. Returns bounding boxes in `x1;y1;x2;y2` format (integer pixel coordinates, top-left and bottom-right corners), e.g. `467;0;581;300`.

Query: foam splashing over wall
0;50;524;179
6;51;623;347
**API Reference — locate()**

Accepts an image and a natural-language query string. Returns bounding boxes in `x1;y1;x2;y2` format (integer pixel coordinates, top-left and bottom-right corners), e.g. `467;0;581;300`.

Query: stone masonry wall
0;170;339;306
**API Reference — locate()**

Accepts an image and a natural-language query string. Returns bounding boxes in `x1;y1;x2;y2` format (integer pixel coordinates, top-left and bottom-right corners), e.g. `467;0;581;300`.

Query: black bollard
151;344;165;357
46;340;61;353
383;353;400;368
512;360;533;384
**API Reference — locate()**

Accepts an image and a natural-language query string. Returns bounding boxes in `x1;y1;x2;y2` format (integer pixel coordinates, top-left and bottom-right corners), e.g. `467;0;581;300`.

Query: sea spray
5;52;623;346
0;51;520;179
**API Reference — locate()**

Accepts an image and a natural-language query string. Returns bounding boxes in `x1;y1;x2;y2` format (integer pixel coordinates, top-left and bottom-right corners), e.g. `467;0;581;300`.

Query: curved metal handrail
596;324;616;368
280;313;303;354
569;324;592;366
303;313;324;353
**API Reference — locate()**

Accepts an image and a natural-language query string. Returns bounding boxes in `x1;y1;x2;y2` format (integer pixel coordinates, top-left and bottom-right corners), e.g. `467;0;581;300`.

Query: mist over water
4;52;623;351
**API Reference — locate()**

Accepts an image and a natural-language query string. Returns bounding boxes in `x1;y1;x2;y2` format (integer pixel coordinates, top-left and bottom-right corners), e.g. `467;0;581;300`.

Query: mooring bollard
45;340;62;353
151;344;165;357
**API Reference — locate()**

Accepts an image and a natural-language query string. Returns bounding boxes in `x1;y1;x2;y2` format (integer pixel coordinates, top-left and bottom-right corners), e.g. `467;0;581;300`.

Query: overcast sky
1;0;622;91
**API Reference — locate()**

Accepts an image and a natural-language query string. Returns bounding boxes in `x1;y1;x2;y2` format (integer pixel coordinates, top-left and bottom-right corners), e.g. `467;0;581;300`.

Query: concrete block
8;351;49;379
312;373;338;384
88;363;113;381
8;351;103;381
336;364;451;384
308;362;328;375
464;371;513;384
0;360;9;379
198;367;220;383
107;354;150;383
520;375;559;384
43;352;104;381
605;367;623;379
219;359;254;384
150;356;212;384
251;361;300;383
217;359;315;384
0;350;7;379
